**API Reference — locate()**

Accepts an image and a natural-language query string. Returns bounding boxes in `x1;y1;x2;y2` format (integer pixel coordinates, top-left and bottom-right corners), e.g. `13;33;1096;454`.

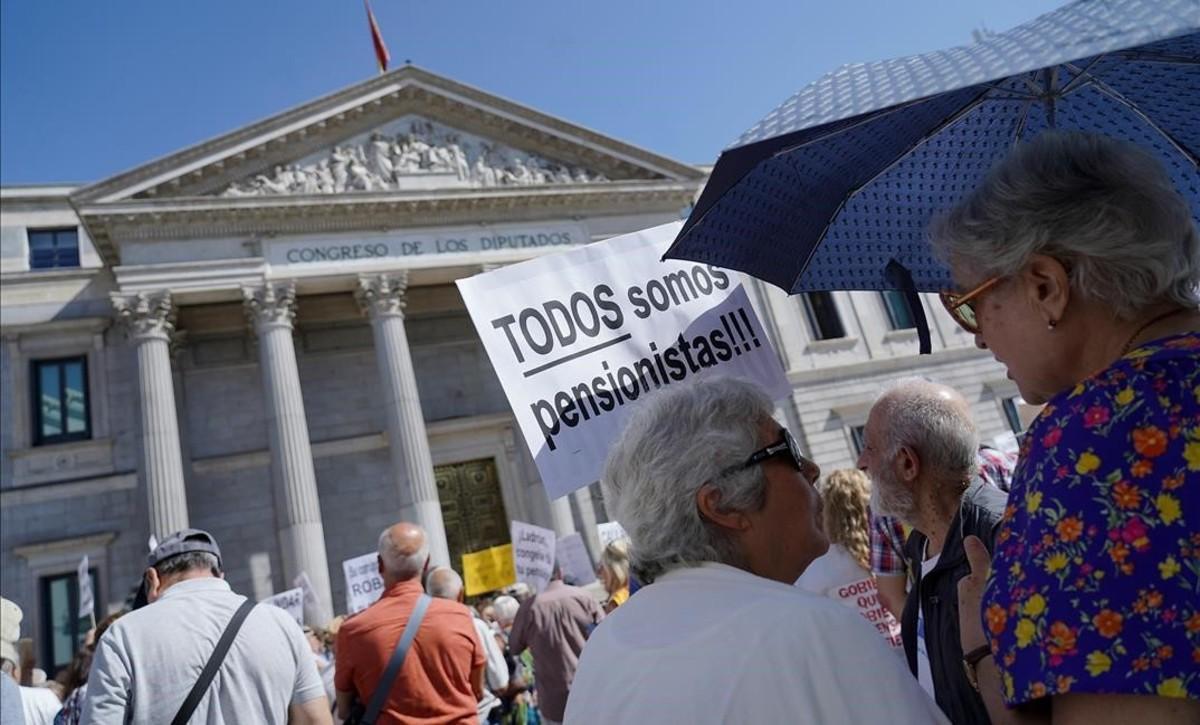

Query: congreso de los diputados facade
1;65;1030;675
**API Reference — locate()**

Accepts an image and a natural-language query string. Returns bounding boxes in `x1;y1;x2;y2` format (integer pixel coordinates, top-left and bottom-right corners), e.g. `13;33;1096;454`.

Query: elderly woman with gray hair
564;377;948;723
934;132;1199;724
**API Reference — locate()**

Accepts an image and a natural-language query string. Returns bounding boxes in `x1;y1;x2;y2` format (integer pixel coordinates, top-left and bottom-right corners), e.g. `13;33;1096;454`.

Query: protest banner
293;572;326;623
263;587;305;627
831;577;902;648
77;555;94;622
342;552;385;614
457;221;789;498
462;543;517;597
597;521;629;550
555;533;596;586
511;521;556;593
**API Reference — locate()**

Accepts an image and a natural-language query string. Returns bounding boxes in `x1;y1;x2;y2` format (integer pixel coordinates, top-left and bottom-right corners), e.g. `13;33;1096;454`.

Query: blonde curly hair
819;469;872;571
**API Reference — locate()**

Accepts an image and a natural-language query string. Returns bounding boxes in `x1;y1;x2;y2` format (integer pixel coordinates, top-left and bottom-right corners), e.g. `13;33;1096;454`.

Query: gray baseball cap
147;528;222;568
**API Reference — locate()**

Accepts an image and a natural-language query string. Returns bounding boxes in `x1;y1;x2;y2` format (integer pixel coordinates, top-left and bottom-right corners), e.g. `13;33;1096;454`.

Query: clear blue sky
1;0;1062;184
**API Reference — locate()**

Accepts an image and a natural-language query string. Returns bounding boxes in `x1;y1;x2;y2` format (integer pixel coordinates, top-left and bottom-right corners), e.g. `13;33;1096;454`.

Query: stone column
244;281;333;619
572;487;601;564
356;273;451;568
548;496;577;541
112;292;190;539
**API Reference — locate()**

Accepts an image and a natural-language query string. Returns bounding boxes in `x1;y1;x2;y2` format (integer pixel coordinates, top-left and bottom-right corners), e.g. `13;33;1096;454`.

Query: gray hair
930;131;1200;320
153;551;220;578
875;378;979;486
493;595;520;625
425;567;464;600
377;526;429;581
601;377;774;583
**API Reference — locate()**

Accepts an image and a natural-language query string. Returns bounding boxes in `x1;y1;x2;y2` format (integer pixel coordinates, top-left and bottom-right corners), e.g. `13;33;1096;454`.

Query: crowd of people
0;134;1196;724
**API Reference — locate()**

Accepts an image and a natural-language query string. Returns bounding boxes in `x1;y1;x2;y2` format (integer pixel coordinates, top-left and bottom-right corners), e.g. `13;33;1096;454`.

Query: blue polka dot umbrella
665;0;1199;351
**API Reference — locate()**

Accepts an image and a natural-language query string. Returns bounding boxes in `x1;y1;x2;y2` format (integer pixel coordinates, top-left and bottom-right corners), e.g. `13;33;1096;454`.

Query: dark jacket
902;480;1007;725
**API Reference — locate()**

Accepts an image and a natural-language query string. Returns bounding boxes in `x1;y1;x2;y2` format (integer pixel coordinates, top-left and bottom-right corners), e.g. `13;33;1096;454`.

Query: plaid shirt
976;445;1017;492
870;514;909;577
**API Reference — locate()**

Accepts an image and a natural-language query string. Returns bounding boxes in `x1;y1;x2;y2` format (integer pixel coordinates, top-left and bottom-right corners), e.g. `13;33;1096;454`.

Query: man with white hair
566;378;946;723
335;522;485;723
856;378;1006;724
426;567;510;724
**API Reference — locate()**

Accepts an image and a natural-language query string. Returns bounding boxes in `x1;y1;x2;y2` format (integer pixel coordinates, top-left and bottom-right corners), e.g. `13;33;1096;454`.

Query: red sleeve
334;622;355;692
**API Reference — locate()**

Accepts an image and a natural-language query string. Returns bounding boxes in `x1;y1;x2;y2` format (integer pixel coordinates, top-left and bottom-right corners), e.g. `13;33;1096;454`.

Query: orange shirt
336;579;484;724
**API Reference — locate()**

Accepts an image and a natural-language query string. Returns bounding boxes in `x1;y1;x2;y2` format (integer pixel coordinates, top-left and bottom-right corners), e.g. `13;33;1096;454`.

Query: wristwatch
963;643;993;692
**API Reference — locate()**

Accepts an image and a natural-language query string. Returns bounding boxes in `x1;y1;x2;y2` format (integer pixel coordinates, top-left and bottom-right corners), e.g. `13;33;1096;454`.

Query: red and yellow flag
364;0;390;74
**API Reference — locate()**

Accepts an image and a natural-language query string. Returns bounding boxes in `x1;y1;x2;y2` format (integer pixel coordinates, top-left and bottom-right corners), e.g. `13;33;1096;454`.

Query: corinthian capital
112;291;175;341
243;281;298;330
356;272;409;319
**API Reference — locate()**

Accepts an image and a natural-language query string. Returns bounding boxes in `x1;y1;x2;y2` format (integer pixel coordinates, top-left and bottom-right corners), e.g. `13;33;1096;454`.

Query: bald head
425;567;464;601
872;378;979;484
378;522;430;581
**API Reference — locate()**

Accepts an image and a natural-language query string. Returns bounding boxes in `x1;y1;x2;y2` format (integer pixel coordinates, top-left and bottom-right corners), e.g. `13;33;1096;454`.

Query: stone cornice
77;180;699;262
69;66;706;205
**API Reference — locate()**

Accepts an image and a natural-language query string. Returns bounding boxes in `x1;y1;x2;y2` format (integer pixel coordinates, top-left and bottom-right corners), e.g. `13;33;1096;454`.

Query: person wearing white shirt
565;378;946;724
425;567;510;724
796;468;903;650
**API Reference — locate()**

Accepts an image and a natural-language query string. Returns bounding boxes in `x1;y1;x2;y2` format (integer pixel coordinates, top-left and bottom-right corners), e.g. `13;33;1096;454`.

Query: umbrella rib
1112;50;1200;65
1059;55;1108;96
1011;98;1036;144
1085;74;1200;168
797;86;996;292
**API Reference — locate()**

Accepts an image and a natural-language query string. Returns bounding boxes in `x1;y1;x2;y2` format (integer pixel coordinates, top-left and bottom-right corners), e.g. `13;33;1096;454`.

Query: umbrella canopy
665;0;1200;297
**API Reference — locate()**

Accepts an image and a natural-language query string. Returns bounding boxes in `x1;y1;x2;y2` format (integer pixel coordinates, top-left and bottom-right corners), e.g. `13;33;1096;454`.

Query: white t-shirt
84;577;326;724
795;544;903;649
20;685;62;725
473;612;509;721
916;550;941;699
565;563;946;724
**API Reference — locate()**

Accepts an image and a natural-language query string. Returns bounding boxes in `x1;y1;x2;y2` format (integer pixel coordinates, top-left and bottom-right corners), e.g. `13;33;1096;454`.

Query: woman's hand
958;534;992;652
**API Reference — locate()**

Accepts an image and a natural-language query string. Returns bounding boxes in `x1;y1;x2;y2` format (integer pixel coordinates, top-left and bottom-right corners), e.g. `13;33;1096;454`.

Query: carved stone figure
216;117;612;196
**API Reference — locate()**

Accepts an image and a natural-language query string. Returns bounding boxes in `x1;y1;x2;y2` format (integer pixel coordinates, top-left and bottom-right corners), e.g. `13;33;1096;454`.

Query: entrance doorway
435;457;511;574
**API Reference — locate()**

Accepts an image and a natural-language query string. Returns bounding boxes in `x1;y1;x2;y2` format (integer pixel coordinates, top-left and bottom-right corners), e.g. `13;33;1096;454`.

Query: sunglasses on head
939;275;1002;334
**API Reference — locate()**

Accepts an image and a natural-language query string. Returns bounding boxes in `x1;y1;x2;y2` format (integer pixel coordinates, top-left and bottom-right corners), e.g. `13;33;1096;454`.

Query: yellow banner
462;543;517;597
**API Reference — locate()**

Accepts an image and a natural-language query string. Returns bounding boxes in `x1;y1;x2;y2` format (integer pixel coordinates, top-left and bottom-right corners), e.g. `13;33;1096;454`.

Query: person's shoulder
964;479;1008;523
254;599;303;632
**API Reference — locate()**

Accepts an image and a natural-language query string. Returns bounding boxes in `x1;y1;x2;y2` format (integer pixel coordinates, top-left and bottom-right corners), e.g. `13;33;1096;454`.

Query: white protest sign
293;572;326;623
597;521;629;550
342;552;385;614
457;221;789;498
555;533;597;586
512;521;556;593
77;555;93;620
263;587;305;627
832;577;902;649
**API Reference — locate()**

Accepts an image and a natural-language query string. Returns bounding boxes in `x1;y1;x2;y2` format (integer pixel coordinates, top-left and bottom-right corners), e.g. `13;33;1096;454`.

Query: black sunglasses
722;428;815;477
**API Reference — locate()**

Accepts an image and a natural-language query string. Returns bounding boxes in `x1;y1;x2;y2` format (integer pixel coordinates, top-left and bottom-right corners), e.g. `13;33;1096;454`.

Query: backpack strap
171;597;256;725
362;594;433;725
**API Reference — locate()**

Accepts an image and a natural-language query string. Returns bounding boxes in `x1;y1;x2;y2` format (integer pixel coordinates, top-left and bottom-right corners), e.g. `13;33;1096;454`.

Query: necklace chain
1120;308;1190;357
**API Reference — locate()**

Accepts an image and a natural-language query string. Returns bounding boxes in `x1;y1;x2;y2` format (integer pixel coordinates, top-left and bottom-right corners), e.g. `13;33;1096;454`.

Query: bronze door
435;458;511;574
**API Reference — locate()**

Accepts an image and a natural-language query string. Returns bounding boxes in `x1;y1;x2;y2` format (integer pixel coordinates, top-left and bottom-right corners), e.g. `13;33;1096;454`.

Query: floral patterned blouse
982;332;1199;705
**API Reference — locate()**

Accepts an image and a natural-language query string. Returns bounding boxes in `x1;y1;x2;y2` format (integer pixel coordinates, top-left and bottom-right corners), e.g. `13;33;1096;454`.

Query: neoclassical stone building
1;66;1031;675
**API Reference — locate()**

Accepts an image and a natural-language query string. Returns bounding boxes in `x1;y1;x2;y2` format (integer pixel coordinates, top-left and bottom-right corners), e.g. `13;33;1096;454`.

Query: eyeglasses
939;275;1002;334
724;428;816;477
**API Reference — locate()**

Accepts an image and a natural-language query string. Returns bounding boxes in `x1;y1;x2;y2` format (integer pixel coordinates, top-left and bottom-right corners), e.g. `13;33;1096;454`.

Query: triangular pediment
73;65;704;204
218;115;611;198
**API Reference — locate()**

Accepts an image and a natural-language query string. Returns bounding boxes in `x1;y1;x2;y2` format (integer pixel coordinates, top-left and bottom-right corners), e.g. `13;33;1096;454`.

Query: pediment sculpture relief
220;118;608;196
